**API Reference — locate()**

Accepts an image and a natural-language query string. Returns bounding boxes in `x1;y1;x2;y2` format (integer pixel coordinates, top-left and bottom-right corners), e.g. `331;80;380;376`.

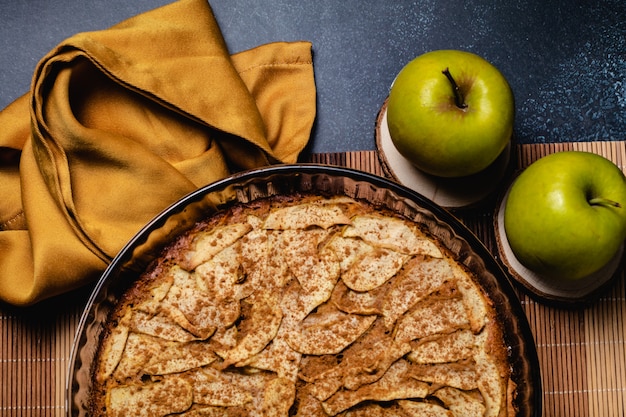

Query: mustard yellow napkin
0;0;316;306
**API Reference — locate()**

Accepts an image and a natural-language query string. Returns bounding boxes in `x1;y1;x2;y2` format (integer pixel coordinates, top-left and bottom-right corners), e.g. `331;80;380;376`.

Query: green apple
386;49;514;178
504;151;626;280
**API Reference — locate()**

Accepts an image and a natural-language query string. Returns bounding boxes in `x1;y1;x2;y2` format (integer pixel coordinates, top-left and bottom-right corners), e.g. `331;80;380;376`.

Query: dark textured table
1;0;624;154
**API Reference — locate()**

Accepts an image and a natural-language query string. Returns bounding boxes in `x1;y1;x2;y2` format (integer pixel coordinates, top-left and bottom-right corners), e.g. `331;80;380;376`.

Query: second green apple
387;50;515;178
504;151;626;280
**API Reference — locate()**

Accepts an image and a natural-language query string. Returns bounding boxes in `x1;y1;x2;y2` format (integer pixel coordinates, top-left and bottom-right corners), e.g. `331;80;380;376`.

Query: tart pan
67;164;541;416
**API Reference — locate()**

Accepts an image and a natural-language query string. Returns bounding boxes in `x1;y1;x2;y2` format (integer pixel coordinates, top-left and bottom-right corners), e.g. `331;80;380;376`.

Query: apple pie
90;194;516;416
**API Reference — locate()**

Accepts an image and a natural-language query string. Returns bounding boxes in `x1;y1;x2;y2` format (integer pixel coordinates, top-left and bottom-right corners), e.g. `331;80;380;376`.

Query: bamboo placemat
1;141;625;417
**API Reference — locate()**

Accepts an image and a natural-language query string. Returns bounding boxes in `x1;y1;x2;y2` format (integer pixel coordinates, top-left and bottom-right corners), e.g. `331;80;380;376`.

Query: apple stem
589;197;622;208
442;68;468;109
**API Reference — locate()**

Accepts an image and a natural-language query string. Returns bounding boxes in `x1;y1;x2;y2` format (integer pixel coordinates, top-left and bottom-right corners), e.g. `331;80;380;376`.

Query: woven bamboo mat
1;141;625;417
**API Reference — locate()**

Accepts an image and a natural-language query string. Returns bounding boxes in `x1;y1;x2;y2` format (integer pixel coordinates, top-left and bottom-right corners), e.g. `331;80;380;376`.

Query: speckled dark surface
1;0;624;154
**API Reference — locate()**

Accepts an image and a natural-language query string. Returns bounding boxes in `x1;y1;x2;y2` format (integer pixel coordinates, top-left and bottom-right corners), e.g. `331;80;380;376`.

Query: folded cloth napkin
0;0;316;306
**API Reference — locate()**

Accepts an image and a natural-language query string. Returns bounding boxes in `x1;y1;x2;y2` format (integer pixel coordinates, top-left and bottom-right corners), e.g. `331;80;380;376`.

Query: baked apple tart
90;194;517;417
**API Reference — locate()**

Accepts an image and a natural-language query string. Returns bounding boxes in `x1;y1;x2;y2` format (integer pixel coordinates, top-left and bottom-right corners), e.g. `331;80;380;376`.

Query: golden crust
91;195;513;416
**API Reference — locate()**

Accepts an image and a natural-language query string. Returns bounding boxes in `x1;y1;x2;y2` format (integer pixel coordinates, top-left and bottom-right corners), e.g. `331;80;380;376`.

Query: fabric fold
0;0;316;306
